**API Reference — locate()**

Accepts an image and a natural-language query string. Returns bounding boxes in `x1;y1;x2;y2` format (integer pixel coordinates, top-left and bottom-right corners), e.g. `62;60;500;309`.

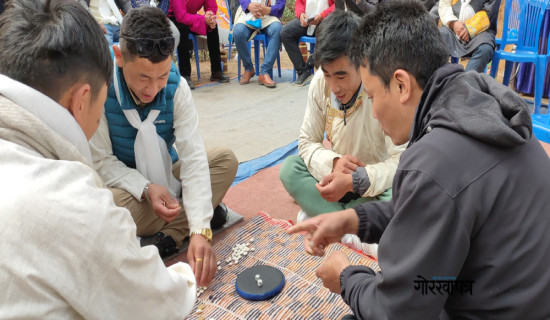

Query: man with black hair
279;10;404;257
0;0;198;318
289;1;550;318
90;6;238;286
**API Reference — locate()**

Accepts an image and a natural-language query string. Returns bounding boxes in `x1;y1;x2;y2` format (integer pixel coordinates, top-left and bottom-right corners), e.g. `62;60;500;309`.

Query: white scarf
0;74;93;163
113;65;182;197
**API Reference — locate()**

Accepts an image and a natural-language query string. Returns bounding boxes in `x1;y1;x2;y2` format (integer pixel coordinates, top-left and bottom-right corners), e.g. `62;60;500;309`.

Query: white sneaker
296;209;311;223
341;234;378;259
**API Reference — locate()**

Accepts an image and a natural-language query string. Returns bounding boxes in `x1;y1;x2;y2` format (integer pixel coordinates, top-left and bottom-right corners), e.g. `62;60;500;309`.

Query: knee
233;24;247;42
279;155;302;190
476;43;494;59
209;146;239;177
268;22;283;37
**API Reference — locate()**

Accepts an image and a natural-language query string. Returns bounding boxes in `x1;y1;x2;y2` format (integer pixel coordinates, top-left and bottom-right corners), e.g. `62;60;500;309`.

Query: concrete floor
193;69;308;163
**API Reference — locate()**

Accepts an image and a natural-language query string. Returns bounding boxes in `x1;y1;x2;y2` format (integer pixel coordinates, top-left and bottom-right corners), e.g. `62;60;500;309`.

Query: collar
0;74;93;163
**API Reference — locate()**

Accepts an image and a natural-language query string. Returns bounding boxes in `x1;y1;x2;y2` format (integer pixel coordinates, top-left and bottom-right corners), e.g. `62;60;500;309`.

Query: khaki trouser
111;146;238;247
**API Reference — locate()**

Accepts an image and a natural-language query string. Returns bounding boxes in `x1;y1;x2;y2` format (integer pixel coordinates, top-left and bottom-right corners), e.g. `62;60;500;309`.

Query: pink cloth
169;0;218;35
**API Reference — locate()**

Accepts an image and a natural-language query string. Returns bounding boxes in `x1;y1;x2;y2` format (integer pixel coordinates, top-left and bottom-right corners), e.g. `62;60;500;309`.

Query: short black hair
0;0;112;102
120;6;173;64
348;0;449;89
314;10;361;67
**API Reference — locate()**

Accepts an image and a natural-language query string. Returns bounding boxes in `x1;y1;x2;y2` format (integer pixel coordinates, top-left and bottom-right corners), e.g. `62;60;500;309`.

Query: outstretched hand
287;209;360;256
146;183;181;223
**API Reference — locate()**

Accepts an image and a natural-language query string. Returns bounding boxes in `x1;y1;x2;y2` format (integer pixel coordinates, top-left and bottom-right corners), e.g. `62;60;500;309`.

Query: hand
316;251;350;293
146;183;181;223
205;11;217;29
299;13;308;27
450;20;470;42
316;172;353;202
309;14;322;26
248;3;262;19
99;23;107;34
287;209;359;256
187;235;217;286
332;154;365;174
259;4;271;16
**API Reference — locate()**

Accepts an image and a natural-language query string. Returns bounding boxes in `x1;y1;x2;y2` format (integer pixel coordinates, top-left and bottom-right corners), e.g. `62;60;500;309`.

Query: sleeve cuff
340;265;375;297
352;167;371;195
354;205;370;241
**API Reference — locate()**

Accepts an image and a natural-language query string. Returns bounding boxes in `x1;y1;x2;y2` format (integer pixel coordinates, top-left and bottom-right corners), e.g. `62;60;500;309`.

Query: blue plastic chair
188;32;202;81
494;0;522;48
490;0;550;114
292;35;316;82
224;0;281;80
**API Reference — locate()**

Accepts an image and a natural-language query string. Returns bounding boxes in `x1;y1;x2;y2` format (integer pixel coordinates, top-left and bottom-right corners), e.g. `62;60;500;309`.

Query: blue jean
233;22;282;75
104;23;120;47
465;43;494;73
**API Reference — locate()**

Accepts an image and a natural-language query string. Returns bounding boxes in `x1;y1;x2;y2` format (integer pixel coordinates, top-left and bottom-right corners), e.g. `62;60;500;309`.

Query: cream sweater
298;69;406;197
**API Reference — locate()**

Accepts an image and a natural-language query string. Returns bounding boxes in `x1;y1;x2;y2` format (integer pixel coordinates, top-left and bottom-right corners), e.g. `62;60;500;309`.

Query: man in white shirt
89;6;237;286
279;10;405;256
90;0;133;45
0;0;196;318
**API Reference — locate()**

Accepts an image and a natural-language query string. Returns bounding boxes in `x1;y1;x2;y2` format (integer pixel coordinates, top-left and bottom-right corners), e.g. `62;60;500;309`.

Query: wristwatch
190;228;213;242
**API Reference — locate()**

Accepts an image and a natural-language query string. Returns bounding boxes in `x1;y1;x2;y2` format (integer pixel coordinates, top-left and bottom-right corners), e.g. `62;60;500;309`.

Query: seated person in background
0;0;197;318
89;0;133;46
289;1;550;318
438;0;500;72
169;0;230;89
232;0;286;88
279;9;405;257
89;6;238;286
280;0;334;86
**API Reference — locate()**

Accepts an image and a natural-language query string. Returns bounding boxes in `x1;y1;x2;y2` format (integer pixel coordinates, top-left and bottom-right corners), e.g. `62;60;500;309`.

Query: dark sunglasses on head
120;35;175;57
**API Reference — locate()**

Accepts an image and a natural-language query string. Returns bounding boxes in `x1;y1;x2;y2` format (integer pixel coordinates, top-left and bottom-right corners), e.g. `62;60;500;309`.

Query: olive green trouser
279;155;392;216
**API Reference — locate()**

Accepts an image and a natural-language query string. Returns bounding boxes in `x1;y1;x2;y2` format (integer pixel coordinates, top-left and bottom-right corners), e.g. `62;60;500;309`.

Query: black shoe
294;70;313;87
210;71;230;83
210;202;229;230
183;76;195;89
140;232;178;258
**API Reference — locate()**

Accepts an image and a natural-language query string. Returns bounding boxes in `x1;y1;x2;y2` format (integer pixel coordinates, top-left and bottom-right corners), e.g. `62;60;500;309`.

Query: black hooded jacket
340;64;550;319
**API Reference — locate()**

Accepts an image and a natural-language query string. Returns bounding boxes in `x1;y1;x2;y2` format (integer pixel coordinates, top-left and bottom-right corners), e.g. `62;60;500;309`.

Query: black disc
235;265;285;301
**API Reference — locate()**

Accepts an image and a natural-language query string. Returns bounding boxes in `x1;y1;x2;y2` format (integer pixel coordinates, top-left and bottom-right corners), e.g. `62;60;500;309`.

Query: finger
199;253;211;286
287;220;317;234
194;257;203;284
187;250;196;271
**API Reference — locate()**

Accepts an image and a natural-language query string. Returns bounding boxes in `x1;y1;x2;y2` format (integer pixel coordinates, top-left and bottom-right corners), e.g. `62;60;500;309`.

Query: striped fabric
186;212;380;319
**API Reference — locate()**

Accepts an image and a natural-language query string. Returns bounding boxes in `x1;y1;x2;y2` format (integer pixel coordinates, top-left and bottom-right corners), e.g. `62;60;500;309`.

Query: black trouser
280;18;318;74
170;17;222;77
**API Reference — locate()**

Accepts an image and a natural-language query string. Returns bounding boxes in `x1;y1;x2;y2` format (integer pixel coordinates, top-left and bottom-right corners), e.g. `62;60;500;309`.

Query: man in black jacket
288;1;550;319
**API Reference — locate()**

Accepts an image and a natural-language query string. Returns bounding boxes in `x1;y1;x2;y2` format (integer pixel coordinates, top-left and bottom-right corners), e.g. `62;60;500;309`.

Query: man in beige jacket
279;10;405;255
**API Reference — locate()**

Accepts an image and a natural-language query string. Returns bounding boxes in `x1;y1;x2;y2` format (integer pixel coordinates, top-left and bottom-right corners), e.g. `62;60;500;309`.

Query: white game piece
257;279;263;287
255;274;260;280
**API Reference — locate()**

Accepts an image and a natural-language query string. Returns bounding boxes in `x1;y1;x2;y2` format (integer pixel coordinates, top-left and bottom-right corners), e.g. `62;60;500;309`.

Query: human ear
113;44;123;68
393;69;412;104
67;83;91;125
